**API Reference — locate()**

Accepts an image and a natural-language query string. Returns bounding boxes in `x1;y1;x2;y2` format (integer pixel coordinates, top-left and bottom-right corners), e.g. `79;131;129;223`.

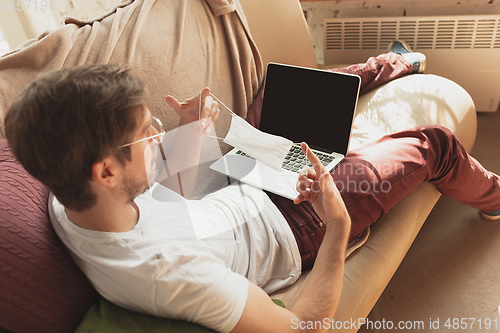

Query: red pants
260;53;500;270
270;126;500;270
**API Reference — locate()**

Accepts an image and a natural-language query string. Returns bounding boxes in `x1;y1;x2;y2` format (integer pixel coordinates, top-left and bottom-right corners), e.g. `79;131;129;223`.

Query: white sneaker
388;40;426;74
480;209;500;220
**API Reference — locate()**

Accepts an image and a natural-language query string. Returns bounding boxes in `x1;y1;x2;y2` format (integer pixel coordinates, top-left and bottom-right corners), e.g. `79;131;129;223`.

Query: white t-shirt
49;182;301;332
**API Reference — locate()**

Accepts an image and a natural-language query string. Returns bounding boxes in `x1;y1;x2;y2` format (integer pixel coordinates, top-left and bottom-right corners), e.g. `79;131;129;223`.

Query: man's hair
5;64;146;211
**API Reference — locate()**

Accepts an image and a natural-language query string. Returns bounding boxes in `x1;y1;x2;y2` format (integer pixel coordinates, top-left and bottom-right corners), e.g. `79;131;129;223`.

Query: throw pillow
75;296;286;332
76;296;216;333
0;139;98;333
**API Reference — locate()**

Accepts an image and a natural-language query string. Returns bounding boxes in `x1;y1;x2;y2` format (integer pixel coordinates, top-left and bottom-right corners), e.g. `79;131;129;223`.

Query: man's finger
299;165;317;180
202;117;213;135
212;102;220;124
294;189;309;204
296;176;312;194
165;95;182;113
195;88;211;119
201;95;213;119
301;142;326;177
293;194;305;205
200;87;210;101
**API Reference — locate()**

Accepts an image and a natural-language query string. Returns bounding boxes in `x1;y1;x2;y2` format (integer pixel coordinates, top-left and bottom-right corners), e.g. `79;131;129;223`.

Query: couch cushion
0;139;98;333
75;296;215;333
75;295;285;333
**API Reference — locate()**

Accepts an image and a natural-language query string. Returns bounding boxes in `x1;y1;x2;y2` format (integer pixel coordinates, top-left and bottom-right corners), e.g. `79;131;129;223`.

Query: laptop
209;62;361;199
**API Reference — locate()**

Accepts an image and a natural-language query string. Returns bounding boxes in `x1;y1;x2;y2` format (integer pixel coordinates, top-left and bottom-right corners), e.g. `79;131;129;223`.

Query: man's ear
91;156;121;188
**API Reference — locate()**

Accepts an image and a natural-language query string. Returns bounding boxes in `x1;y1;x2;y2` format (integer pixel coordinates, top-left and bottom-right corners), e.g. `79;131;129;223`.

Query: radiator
324;15;500;111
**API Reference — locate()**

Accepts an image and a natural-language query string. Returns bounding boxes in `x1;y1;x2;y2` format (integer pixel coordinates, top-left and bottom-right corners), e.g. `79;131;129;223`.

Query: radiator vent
323;15;500;112
325;15;500;51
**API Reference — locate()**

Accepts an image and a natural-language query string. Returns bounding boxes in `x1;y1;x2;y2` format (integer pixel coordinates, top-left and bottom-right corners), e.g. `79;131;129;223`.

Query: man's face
121;107;160;203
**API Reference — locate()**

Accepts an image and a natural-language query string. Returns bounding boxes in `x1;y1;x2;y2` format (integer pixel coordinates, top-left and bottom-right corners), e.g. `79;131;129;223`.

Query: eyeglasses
117;116;165;149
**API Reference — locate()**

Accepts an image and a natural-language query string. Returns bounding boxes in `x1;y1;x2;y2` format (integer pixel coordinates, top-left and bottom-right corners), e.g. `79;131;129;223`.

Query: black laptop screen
259;63;360;155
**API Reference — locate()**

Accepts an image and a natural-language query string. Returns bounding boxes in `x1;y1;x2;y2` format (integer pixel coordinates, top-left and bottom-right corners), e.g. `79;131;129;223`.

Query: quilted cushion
0;139;98;333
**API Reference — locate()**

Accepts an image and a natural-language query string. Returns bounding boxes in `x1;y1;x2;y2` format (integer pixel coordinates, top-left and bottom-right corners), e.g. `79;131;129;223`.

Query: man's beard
123;141;163;203
123;172;150;204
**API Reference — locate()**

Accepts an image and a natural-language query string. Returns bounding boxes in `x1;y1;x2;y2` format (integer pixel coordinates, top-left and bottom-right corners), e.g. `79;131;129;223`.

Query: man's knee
418;124;453;137
417;125;456;150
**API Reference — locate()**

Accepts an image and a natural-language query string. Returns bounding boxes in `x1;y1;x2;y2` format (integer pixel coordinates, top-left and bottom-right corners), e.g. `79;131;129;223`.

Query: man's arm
232;143;351;333
232;220;349;333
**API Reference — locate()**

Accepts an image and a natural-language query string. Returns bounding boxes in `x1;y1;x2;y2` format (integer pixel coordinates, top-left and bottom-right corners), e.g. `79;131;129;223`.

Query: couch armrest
350;74;477;152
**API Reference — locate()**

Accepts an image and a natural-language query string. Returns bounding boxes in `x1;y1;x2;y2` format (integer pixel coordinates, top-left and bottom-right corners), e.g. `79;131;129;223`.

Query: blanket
0;0;263;138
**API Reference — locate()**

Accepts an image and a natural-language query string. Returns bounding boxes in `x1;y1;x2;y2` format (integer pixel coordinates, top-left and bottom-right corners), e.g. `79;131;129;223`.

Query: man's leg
328;52;413;95
336;125;500;239
272;125;500;269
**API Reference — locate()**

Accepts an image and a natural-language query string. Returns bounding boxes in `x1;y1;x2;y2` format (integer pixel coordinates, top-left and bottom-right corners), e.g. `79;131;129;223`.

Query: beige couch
243;0;476;331
0;0;476;332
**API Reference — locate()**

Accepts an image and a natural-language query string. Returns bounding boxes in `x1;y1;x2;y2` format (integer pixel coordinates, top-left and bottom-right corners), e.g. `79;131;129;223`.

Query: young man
5;63;500;333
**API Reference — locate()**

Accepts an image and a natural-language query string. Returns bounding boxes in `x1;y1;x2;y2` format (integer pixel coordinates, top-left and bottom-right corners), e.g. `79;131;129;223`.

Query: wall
4;0;500;61
301;0;500;63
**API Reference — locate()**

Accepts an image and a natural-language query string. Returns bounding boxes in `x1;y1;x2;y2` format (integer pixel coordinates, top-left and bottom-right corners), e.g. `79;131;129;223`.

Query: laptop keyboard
235;145;335;174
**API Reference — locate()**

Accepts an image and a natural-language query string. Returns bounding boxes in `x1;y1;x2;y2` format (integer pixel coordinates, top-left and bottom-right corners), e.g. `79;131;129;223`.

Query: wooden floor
359;110;500;332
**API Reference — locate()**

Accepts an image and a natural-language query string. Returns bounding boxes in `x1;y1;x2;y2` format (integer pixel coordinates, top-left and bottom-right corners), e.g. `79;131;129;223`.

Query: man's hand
160;88;220;197
294;142;349;226
165;88;220;133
